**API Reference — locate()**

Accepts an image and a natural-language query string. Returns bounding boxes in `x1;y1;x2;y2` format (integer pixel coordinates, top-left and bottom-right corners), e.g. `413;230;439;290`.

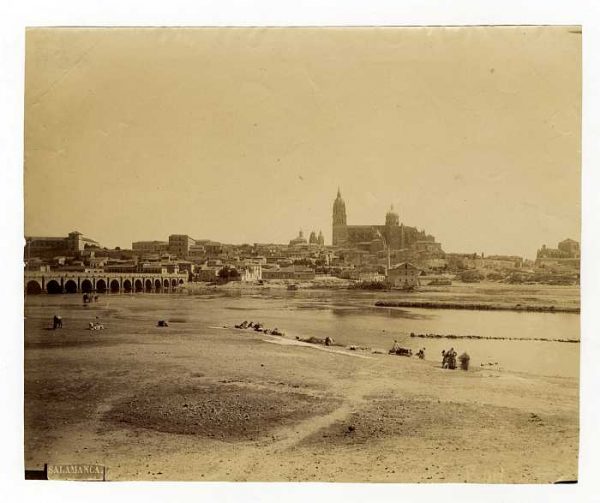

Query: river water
24;289;580;379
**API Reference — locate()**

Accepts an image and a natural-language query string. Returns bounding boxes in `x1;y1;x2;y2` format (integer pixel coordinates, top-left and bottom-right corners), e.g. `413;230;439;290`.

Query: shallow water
25;289;580;379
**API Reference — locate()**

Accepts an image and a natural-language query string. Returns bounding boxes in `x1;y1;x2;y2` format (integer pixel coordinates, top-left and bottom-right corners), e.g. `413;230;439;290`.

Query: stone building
317;231;325;246
536;238;580;271
558;238;580;258
537;238;580;260
25;231;100;259
132;240;169;255
331;189;443;254
262;265;315;280
386;262;421;288
168;234;196;258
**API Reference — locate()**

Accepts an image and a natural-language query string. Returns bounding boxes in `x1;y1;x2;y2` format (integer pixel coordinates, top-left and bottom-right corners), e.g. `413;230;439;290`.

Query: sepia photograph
22;25;581;484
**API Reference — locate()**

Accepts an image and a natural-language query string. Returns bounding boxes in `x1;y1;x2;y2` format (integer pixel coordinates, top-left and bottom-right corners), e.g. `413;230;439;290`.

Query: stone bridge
24;271;189;295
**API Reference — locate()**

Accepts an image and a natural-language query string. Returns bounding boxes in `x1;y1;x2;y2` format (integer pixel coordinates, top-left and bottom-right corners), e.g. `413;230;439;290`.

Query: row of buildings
24;189;579;288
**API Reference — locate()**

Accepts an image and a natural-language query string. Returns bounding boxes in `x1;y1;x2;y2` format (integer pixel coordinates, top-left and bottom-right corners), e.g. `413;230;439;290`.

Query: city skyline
24;27;581;258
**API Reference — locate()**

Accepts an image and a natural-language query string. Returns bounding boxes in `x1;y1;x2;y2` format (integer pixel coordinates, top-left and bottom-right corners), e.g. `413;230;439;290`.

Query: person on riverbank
459;352;470;371
441;348;457;369
447;347;457;369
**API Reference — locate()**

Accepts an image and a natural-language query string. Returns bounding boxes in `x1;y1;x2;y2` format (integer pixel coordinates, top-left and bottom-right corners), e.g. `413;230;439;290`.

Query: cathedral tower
385;204;401;250
332;188;348;246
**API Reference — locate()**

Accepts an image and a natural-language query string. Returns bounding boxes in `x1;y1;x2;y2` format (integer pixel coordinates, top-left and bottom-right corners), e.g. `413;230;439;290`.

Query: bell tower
332;188;348;246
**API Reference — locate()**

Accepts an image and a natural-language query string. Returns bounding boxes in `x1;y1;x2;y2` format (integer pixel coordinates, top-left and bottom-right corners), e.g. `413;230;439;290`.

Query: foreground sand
24;300;579;483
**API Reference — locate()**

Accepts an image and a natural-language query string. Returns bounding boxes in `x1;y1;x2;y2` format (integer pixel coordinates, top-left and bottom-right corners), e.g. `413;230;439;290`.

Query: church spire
332;187;347;246
332;188;346;226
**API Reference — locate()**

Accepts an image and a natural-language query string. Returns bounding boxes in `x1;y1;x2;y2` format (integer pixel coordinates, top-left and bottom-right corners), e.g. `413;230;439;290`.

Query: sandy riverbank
375;300;580;313
24;295;579;483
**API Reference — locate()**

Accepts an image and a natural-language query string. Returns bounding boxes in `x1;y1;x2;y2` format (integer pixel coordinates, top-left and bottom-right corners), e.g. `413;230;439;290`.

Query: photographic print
23;26;581;483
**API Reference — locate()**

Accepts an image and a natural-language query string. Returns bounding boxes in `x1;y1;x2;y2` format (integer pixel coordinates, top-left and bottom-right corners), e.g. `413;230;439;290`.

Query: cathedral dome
385;204;400;226
289;229;308;247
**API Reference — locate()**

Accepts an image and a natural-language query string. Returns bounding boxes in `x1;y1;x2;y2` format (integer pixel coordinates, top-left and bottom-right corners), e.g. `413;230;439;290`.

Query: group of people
234;320;284;336
51;314;105;332
389;342;427;359
441;348;470;370
83;293;99;304
441;348;458;369
389;341;412;356
88;320;105;330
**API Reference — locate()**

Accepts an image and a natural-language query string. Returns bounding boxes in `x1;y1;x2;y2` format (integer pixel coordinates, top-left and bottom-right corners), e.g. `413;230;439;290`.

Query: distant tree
459;270;484;283
218;266;230;280
218;266;240;282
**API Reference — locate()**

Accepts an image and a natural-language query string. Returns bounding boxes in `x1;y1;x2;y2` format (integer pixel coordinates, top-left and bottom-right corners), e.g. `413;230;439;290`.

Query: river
24;289;580;379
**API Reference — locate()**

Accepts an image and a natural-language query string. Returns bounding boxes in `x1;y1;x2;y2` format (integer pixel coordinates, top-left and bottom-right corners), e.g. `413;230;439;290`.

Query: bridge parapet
24;271;189;295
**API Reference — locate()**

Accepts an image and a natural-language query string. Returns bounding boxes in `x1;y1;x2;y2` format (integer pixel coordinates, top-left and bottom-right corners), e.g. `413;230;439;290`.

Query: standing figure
53;315;63;329
459;352;470;371
447;347;457;369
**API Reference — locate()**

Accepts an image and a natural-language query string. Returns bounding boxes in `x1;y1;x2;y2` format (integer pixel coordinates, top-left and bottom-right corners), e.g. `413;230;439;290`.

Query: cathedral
332;188;443;254
289;229;325;247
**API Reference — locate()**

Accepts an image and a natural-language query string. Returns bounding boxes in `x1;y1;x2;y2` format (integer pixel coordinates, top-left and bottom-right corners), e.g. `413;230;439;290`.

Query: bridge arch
96;279;107;294
46;280;62;294
171;279;177;288
163;279;169;289
64;279;78;294
26;280;42;295
110;279;120;293
81;279;93;293
123;279;132;293
145;279;153;292
154;279;162;291
134;279;143;292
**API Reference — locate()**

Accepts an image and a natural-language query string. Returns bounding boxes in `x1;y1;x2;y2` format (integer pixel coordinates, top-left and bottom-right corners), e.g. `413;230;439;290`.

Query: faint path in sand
262;336;373;359
211;364;382;480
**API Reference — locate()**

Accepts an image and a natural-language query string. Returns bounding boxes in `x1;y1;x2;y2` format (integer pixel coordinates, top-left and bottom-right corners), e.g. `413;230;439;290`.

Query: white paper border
1;1;598;502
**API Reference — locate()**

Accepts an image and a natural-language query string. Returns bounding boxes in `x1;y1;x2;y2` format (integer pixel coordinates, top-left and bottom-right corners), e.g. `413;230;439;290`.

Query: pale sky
24;27;581;258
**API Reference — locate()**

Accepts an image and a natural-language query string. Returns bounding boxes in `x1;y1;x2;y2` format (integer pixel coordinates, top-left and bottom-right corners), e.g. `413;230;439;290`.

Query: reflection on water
331;307;434;320
25;290;580;379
